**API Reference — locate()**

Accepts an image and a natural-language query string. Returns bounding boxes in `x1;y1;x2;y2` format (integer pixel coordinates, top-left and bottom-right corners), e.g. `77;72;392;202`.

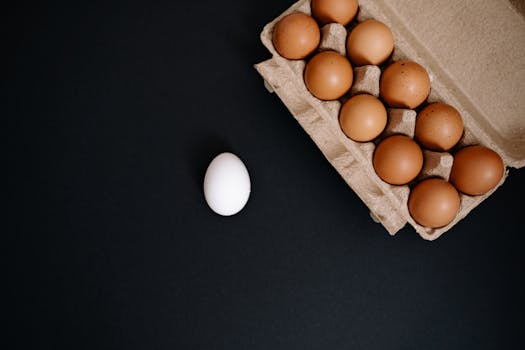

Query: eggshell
304;50;353;100
408;178;461;228
203;152;251;216
415;103;464;151
449;145;504;196
380;61;430;109
373;135;423;185
339;94;387;142
272;13;320;60
346;19;394;66
311;0;359;26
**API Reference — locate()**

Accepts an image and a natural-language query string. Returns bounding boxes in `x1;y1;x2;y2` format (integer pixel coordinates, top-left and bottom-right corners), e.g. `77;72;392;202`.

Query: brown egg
449;145;504;196
311;0;359;26
415;103;464;151
408;178;461;228
373;135;423;185
346;19;394;66
304;51;353;100
339;94;387;142
380;61;430;109
272;13;320;60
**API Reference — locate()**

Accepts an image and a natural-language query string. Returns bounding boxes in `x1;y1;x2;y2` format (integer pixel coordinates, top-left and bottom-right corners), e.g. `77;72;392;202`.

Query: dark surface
7;1;525;349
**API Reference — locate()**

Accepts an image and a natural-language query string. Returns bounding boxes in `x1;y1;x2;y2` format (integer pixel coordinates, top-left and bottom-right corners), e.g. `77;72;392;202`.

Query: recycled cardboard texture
255;0;524;240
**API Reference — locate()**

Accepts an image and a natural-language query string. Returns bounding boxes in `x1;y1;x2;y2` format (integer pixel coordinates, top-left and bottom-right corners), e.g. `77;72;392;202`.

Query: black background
7;0;525;349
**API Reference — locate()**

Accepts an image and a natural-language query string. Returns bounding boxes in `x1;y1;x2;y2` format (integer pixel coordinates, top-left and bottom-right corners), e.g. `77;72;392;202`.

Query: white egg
203;152;251;216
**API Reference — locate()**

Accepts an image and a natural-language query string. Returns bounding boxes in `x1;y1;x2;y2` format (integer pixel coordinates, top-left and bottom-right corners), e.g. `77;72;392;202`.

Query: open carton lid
361;0;525;168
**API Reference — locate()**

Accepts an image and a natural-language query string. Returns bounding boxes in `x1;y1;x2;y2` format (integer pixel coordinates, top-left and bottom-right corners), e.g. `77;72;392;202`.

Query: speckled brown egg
339;94;387;142
304;50;353;100
346;19;394;66
373;135;424;185
380;61;431;109
408;178;461;228
449;145;504;196
415;103;464;151
311;0;359;26
272;12;320;60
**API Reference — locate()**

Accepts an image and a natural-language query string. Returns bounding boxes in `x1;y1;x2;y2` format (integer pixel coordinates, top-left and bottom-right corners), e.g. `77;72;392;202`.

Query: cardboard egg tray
255;0;525;240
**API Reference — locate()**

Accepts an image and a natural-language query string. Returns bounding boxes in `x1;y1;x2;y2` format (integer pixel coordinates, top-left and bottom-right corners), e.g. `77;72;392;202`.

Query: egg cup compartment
419;151;453;181
319;23;346;55
349;66;380;97
382;109;415;138
255;0;523;240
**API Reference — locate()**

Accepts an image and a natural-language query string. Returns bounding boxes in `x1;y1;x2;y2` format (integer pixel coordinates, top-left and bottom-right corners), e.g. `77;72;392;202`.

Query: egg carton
255;0;525;240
